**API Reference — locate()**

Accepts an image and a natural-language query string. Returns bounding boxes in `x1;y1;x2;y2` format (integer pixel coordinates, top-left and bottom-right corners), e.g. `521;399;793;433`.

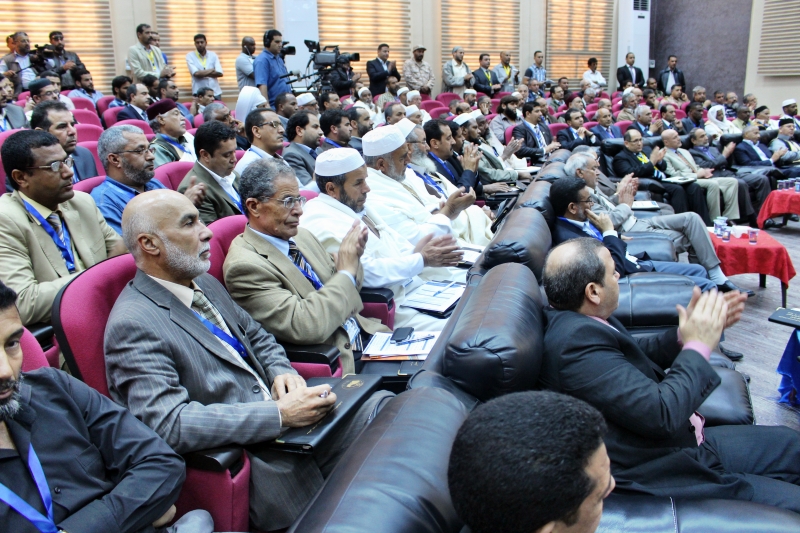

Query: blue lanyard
559;217;602;241
22;200;76;273
193;311;249;359
0;444;59;533
325;139;343;148
411;167;445;196
159;134;191;154
292;257;324;290
428;152;456;183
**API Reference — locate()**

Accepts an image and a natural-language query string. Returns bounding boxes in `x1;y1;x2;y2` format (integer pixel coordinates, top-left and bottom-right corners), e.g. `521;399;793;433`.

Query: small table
709;230;795;307
757;189;800;229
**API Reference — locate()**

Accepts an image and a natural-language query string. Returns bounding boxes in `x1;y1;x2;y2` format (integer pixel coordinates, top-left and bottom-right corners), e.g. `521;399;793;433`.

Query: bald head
661;128;681;148
122;190;213;284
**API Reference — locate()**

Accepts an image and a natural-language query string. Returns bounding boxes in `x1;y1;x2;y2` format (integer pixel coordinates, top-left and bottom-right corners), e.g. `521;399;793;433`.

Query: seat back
96;95;116;116
194;113;205;126
419;100;443;112
536;161;568;183
52;254;138;396
73;175;106;194
616;119;633;132
77;141;104;175
102;107;124;127
435;92;460;106
21;328;50;372
546;148;572;164
75;123;104;143
548;123;568;137
300;189;318;201
207;215;248;285
72;108;103;128
155;161;195;190
504;124;516;145
480;205;551;281
115;119;154;134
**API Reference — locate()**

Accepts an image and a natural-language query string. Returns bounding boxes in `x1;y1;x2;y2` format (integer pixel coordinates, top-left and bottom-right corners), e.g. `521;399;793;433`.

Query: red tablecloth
757;190;800;228
710;230;796;285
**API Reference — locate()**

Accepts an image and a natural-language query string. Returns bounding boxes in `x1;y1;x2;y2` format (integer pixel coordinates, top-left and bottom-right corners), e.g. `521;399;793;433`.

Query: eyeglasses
27;156;74;172
263;195;307;209
256;120;282;129
114;146;156;156
576;198;595;205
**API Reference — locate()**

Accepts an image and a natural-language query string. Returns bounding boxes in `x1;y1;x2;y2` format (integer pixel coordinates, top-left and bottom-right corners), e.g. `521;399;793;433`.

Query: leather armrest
183;446;243;473
26;322;54;348
634;191;652;200
698;367;754;426
636;178;666;195
622;233;677;262
359;288;394;304
280;342;340;366
613;273;694;328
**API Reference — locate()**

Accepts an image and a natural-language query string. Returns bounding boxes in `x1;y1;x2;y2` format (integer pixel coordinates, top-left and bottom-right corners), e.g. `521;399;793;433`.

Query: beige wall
108;0;156;75
744;0;800;113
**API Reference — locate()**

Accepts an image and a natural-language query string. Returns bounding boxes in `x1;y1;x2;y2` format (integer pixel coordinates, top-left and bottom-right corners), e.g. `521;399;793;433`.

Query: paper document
459;245;484;265
401;280;465;313
631;200;659;210
363;331;441;358
663;176;696;184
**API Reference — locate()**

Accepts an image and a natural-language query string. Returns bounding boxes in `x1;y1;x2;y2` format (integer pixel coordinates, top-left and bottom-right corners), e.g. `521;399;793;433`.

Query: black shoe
739;371;751;383
763;219;779;229
791;214;799;222
718;343;744;361
717;280;755;297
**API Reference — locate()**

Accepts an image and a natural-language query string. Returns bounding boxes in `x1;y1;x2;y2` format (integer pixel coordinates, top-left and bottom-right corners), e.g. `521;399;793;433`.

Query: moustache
0;377;21;397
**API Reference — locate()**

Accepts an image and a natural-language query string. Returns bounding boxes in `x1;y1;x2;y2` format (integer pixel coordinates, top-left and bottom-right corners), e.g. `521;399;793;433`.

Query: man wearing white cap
360;124;476;246
463;88;478;108
354;86;380;123
407;90;432;123
296;92;319;115
224;157;389;375
397;86;410;106
442;46;473;96
403;45;436;95
778;98;800;130
301;147;462;331
405;105;423;125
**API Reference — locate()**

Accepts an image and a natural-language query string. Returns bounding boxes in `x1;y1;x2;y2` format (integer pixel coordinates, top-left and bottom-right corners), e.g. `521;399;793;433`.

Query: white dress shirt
185;50;223;96
198;162;240;204
582;69;607;88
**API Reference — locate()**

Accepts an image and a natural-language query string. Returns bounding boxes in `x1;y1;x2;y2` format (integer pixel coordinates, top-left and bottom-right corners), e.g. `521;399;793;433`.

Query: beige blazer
663;147;701;179
0;190;121;325
127;43;166;83
223;226;387;374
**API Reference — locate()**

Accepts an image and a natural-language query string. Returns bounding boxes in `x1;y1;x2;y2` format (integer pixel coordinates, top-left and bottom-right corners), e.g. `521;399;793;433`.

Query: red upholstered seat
75;123;104;143
505;125;516;145
77;141;104;175
194;113;205;126
495;91;511;99
300;190;318;201
612;102;623;112
616;120;633;132
69;97;98;112
585;110;596;121
585;103;599;112
420;100;444;112
154;161;194;190
73;175;106;194
420;93;432;101
71;108;103;128
675;109;687;120
96;95;115;116
51;254;250;532
557;103;567;112
584;121;598;130
548;123;569;136
102;107;125;128
435;92;461;106
235;149;245;161
21;328;50;372
114;119;153;134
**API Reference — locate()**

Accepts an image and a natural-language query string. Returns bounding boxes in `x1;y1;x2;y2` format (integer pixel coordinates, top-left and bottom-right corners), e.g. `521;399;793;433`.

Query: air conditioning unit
616;0;651;79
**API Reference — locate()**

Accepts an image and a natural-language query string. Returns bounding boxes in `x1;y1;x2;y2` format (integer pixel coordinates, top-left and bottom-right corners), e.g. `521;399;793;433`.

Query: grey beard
383;158;406;181
122;158;155;186
0;375;23;422
411;154;437;174
162;237;211;280
337;190;360;213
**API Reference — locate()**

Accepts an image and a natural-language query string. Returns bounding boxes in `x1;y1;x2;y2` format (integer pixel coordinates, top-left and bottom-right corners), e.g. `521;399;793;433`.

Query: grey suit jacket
282;142;316;185
5;103;28;129
71;145;99;181
105;270;296;454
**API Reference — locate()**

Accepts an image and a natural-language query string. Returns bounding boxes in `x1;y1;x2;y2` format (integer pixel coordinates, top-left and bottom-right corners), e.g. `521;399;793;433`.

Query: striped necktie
191;290;229;333
288;241;323;289
46;212;65;241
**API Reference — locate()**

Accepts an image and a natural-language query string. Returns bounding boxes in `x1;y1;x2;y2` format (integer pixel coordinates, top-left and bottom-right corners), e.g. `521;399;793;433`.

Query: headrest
481;206;551;281
443;263;543;402
546;148;572;163
517;181;555;229
536;161;568;183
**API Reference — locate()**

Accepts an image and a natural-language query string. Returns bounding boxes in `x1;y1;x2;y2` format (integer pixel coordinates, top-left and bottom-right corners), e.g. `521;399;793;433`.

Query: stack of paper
459;245;484;266
362;331;441;361
631;200;659;210
401;281;465;314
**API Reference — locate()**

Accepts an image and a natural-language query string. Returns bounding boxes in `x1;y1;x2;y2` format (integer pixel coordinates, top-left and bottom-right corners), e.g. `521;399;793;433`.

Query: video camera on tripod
293;40;360;94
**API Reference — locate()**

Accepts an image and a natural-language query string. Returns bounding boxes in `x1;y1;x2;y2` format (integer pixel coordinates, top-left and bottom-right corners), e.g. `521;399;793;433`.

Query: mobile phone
390;327;414;344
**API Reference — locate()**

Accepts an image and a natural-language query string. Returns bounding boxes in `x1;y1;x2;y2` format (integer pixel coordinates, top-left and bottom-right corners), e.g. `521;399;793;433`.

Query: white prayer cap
315;148;365;176
407;90;420;100
622;87;633;96
396;118;417;137
469;109;484;120
464;88;477;95
453;113;472;126
404;104;420;117
297;93;316;106
363;125;406;156
397;87;410;96
358;87;371;98
782;98;797;107
511;91;522;99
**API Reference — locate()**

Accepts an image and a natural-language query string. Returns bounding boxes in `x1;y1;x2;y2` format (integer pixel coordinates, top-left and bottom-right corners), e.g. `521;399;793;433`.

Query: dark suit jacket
5;102;28;129
733;141;776;167
326;67;356;97
613;148;666;179
681;117;705;134
116;104;148;122
282;142;317;186
656;68;687;95
472;67;499;96
591;124;623;141
551;218;652;276
689;146;730;171
616;65;645;90
177;161;242;224
511;121;552;163
629;120;655;138
556;126;599;150
366;59;400;97
539;308;747;500
2;368;184;533
428;153;482;196
71;145;99;181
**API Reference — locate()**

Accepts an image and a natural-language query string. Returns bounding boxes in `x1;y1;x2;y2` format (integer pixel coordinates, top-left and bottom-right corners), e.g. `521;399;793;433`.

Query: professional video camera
279;41;296;60
295;39;360;93
29;44;56;66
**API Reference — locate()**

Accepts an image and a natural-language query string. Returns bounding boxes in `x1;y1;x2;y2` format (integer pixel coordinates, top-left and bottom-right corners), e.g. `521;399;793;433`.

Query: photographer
0;32;45;97
254;29;291;108
45;31;83;90
326;55;361;98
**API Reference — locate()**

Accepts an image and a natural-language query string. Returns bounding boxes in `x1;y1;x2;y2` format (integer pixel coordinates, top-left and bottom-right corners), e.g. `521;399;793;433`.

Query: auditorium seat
495;91;511;99
504;125;515;145
548;123;568;137
194;113;205;126
557;103;567;112
585;110;596;121
235;149;245;161
69;97;98;112
50;253;251;532
435;92;460;106
584;121;598;130
75;123;104;143
299;190;318;201
612;101;623;112
616;120;633;132
77;141;105;175
72;108;103;128
485;113;497;122
420;100;444;113
73;175;106;194
114;119;153;134
20;327;50;372
96;95;115;116
102;106;125;128
491;99;501;113
675;109;687;119
586;103;599;112
154;160;194;190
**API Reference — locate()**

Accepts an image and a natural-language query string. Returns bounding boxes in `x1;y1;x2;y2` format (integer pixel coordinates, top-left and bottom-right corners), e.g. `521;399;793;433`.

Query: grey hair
203;102;227;123
565;153;596;176
743;93;755;103
148;118;161;134
239;158;296;217
363;154;383;167
692;86;705;94
621;93;636;106
406;127;422;143
633;105;650;119
315;172;347;194
97;125;145;171
584;87;596;97
122;208;158;263
743;124;760;136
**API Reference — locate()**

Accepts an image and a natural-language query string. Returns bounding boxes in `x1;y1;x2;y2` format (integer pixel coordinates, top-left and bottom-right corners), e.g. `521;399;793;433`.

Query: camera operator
1;32;45;97
254;29;292;108
45;31;83;90
326;55;361;98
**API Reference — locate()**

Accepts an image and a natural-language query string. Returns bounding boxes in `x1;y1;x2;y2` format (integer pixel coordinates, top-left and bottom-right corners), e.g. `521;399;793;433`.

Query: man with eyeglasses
178;121;240;224
92;124;207;233
202;102;250;150
30;100;98;183
0;130;124;326
22;78;59;121
235;108;286;176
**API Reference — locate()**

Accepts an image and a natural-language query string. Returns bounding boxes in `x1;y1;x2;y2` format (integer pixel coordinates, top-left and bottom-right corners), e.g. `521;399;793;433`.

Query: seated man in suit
92;124;206;234
556;109;599;150
30;100;98;183
661;129;740;221
769;118;800;169
424;118;485;196
177;121;240;224
463;110;527;182
149;99;196;168
613;128;711;224
629;105;664;137
734;124;800;180
681;102;706;134
0;130;124;326
471;53;501;97
539;238;800;513
512;101;560;164
0;280;201;533
550;175;714;290
282;110;323;190
224;157;388;374
115;83;150;123
106;188;394;531
591;108;623;140
317;108;351;154
616;93;638;122
0;77;28;129
234;107;286;175
449;391;613;533
301;147;460;331
660;103;685;133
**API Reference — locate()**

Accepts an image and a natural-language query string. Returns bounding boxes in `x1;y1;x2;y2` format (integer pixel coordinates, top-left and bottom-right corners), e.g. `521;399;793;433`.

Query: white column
273;0;320;88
